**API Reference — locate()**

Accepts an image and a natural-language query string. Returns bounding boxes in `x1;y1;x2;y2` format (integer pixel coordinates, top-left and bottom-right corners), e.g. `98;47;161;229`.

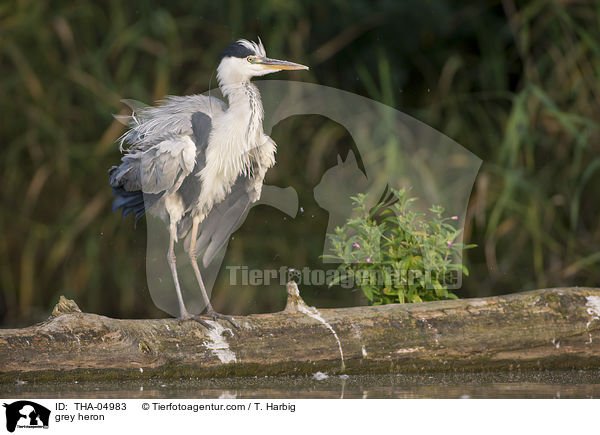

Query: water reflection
2;371;600;399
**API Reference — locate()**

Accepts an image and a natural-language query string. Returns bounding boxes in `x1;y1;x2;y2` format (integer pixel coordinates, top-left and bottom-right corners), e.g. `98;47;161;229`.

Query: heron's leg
167;221;211;329
188;216;239;328
167;222;187;317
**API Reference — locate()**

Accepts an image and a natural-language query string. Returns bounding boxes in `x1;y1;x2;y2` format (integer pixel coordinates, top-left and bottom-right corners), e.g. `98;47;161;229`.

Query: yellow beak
253;57;309;70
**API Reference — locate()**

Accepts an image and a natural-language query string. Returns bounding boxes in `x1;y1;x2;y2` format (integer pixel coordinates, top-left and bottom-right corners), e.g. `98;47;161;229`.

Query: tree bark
2;285;600;383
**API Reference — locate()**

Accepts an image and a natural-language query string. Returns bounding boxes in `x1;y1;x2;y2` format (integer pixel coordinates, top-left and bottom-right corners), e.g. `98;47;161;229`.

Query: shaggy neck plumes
211;58;265;180
216;59;264;139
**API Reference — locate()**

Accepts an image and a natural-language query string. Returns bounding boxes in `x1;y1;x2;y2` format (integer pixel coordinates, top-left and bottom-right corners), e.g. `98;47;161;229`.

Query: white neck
218;79;264;140
211;64;265;174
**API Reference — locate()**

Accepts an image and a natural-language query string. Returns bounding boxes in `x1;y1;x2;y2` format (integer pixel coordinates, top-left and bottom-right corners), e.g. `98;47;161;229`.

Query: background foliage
1;0;598;326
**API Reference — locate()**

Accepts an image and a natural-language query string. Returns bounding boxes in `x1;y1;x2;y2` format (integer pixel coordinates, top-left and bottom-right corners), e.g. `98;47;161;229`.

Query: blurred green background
1;0;598;327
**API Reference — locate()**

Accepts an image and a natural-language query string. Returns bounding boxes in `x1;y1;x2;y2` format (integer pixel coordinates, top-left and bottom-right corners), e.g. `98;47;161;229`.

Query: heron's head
217;39;308;85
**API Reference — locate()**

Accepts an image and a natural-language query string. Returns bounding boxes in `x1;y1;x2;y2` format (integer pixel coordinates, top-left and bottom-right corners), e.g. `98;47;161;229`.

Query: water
2;370;600;399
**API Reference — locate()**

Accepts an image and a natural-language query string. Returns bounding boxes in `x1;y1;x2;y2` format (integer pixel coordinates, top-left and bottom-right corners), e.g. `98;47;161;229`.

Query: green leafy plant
326;188;475;305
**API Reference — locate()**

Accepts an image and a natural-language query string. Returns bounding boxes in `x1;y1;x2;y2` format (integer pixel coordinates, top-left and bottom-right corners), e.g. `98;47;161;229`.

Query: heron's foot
177;312;213;329
189;315;215;329
196;310;239;329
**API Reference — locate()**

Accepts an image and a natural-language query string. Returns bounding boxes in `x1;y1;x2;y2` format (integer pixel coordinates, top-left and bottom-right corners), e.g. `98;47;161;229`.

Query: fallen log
1;284;600;383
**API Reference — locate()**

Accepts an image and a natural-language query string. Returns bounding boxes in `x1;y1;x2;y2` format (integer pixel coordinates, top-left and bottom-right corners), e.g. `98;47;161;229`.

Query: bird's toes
178;312;214;329
206;311;240;329
189;315;215;329
224;316;240;329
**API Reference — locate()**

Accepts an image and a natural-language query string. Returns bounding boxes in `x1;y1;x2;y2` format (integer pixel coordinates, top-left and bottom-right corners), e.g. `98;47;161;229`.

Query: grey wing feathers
110;96;219;222
176;111;212;236
119;95;226;150
109;153;143;191
110;136;196;195
190;110;211;168
140;136;196;194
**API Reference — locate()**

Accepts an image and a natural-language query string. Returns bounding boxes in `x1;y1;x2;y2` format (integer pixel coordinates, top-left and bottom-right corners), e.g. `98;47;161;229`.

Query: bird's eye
246;56;254;63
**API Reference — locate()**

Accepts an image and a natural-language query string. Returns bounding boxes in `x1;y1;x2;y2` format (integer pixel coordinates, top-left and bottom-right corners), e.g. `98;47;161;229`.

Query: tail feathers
111;186;147;221
109;165;162;222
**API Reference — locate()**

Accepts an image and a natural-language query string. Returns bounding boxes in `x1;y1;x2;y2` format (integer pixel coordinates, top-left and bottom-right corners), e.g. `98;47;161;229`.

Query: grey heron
109;39;308;327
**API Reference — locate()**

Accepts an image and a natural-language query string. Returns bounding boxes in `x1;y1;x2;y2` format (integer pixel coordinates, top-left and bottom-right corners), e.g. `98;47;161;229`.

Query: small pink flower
451;216;458;220
352;242;360;248
366;257;371;263
447;241;454;247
